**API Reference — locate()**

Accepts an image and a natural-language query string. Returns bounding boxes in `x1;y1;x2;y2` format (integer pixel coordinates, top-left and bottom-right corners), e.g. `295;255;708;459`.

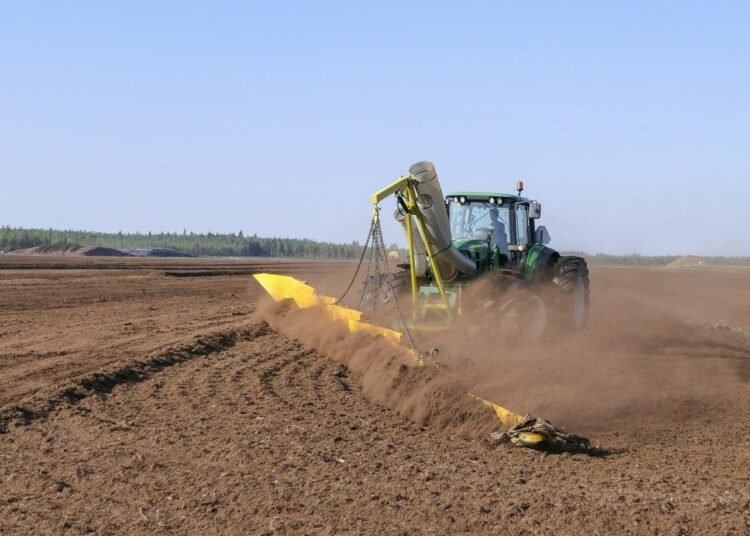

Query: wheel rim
526;295;547;340
501;295;546;340
572;276;586;328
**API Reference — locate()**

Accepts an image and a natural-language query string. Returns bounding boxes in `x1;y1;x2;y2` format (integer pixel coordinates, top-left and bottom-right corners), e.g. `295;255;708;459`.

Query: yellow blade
253;273;402;343
469;394;525;427
323;303;362;323
347;319;402;343
253;273;320;309
254;273;527;436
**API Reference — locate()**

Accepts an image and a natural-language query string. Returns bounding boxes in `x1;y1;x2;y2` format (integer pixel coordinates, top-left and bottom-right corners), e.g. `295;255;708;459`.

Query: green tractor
251;160;596;449
370;161;590;339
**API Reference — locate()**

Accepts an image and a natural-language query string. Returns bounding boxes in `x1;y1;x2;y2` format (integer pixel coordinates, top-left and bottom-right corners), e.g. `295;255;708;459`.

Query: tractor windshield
449;202;511;249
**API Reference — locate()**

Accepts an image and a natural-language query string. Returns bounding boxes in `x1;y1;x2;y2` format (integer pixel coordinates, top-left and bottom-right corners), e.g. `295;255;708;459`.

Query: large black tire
466;277;548;344
551;256;590;329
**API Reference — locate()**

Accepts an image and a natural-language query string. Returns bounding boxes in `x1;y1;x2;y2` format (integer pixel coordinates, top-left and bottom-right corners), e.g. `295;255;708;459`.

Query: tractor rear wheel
551;256;590;329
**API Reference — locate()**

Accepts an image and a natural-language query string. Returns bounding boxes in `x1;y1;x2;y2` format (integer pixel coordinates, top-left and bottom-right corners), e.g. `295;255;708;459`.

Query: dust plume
254;298;503;439
420;268;750;433
255;265;750;438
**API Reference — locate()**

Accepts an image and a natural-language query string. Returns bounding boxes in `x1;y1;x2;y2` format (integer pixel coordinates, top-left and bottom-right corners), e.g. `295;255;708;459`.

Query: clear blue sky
2;2;748;255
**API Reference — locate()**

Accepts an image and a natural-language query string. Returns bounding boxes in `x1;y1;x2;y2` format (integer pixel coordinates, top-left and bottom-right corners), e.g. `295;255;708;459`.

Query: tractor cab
445;192;548;272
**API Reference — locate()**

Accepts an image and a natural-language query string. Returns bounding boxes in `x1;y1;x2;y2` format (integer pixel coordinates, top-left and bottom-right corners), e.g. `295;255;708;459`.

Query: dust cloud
433;277;749;432
254;298;503;439
257;266;750;437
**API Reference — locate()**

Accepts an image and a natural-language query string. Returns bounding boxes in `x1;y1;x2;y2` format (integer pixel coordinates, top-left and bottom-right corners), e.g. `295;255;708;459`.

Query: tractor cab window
449;201;510;253
515;205;528;245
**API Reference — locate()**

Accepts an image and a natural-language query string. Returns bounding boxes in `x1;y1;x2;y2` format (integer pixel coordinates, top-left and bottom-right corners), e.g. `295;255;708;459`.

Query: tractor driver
489;208;509;255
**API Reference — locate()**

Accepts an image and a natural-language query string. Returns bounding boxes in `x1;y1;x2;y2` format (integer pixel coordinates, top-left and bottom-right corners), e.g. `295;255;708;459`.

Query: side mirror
528;202;542;219
535;226;551;245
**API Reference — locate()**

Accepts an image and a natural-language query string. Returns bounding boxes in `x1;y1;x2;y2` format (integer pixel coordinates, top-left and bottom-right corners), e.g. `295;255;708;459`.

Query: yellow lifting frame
371;175;452;321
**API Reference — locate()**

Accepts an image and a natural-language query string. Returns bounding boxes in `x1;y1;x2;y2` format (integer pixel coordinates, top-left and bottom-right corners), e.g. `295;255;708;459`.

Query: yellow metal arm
369;175;452;321
370;175;411;205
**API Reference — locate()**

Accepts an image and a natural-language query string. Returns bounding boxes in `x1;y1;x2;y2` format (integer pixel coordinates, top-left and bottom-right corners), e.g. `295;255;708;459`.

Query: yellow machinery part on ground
253;273;402;344
469;394;526;427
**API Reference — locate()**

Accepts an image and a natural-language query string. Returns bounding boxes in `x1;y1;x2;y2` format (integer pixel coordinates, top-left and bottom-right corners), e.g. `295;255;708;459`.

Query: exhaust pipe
408;161;477;279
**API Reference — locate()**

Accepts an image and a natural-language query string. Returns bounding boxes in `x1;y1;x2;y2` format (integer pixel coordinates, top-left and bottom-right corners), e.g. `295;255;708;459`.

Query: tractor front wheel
498;294;547;341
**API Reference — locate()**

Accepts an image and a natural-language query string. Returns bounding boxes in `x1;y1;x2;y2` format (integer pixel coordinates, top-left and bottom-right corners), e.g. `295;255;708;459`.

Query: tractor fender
522;245;560;281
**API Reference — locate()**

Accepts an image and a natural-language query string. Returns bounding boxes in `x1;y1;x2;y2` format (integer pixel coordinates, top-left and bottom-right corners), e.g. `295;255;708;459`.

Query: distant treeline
2;227;749;264
0;227;366;259
564;251;750;266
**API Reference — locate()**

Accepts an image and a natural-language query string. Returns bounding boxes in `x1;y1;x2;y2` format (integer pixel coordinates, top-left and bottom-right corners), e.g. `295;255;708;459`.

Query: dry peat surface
1;256;749;534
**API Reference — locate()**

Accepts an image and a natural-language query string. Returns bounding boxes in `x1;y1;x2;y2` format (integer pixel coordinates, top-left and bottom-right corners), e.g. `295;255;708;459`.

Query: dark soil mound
8;244;132;257
123;247;194;257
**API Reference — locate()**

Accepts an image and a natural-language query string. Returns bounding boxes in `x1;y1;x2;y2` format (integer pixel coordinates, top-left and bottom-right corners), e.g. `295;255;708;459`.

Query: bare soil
1;257;748;534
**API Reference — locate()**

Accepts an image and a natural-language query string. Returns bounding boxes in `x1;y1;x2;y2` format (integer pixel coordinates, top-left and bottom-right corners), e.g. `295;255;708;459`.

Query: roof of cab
446;191;528;202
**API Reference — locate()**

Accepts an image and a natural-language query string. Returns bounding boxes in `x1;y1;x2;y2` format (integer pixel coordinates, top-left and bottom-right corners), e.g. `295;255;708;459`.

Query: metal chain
357;223;377;309
337;209;418;352
370;214;417;351
337;219;375;303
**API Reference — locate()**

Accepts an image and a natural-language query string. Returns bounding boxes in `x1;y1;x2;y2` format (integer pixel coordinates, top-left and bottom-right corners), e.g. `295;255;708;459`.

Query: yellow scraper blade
253;273;321;309
253;273;402;343
469;394;525;427
254;272;535;441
